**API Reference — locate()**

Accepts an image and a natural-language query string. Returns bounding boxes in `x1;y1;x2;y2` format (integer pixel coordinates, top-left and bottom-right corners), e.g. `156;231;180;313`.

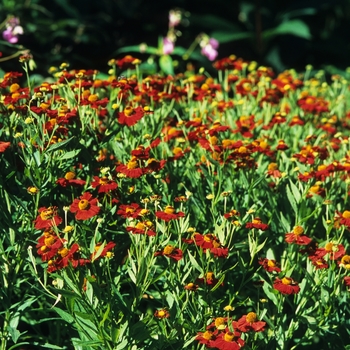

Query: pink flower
2;17;23;44
163;37;175;55
201;38;219;61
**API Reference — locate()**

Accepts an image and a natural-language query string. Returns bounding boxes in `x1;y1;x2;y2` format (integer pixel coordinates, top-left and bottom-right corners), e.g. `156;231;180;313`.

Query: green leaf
116;45;159;55
57;149;81;160
46;137;74;152
211;30;253;44
286;184;298;216
53;307;74;324
159;55;174;76
263;20;312;40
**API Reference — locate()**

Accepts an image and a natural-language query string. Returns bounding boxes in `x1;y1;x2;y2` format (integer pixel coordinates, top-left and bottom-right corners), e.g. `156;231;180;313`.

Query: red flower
246;217;269;231
36;231;65;261
258;258;281;273
310;242;345;261
91;176;118;193
344;276;350;288
232;312;266;332
193;233;229;258
116;157;144;178
34;206;63;230
195;330;216;347
334;210;350;229
285;226;312;245
56;171;86;187
273;277;300;295
0;141;10;152
47;243;90;272
155;206;185;221
154;245;183;261
118;106;145;127
211;330;245;350
117;203;142;218
70;192;100;220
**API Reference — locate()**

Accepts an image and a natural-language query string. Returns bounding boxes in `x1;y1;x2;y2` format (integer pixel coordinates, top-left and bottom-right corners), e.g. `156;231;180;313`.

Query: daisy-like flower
285;226;312;245
56;171;86;188
193;233;229;258
195;330;216;347
232;312;266;332
310;242;345;261
34;206;63;230
36;230;65;261
118;106;145;127
258;258;281;273
91;176;118;193
154;309;170;319
47;243;90;272
155;205;185;222
273;277;300;295
154;244;183;261
117;203;142;218
70;192;100;220
246;217;269;231
211;330;245;350
116;156;144;178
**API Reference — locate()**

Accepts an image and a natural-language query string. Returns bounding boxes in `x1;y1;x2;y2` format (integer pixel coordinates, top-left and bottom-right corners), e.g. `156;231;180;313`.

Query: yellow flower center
268;163;278;171
202;331;213;340
164;206;175;214
343;210;350;219
246;312;257;323
126;207;136;214
158;310;166;317
44;236;55;247
124;106;134;116
127;157;138;169
99;176;109;184
223;332;235;342
267;260;276;267
325;242;334;251
163;245;175;255
341;255;350;269
78;199;90;210
214;317;226;329
293;226;304;235
282;277;292;285
65;171;76;180
40;208;54;220
59;248;69;257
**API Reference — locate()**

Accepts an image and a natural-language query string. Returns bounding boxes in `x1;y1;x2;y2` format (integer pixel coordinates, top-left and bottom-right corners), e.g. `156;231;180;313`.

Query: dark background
1;0;350;76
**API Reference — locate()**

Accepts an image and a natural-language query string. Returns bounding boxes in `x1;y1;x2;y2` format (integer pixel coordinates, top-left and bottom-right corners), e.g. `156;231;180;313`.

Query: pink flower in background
2;17;23;44
201;38;219;61
168;9;182;28
163;37;175;55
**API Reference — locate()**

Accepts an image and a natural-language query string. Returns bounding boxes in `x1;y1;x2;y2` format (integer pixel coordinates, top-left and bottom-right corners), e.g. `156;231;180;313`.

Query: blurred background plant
1;0;350;76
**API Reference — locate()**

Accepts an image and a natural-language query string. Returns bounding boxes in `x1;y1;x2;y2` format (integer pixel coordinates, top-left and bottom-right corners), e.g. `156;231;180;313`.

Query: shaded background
1;0;350;76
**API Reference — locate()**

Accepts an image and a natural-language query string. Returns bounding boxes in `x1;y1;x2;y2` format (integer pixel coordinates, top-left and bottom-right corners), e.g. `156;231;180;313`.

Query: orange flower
34;206;62;230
